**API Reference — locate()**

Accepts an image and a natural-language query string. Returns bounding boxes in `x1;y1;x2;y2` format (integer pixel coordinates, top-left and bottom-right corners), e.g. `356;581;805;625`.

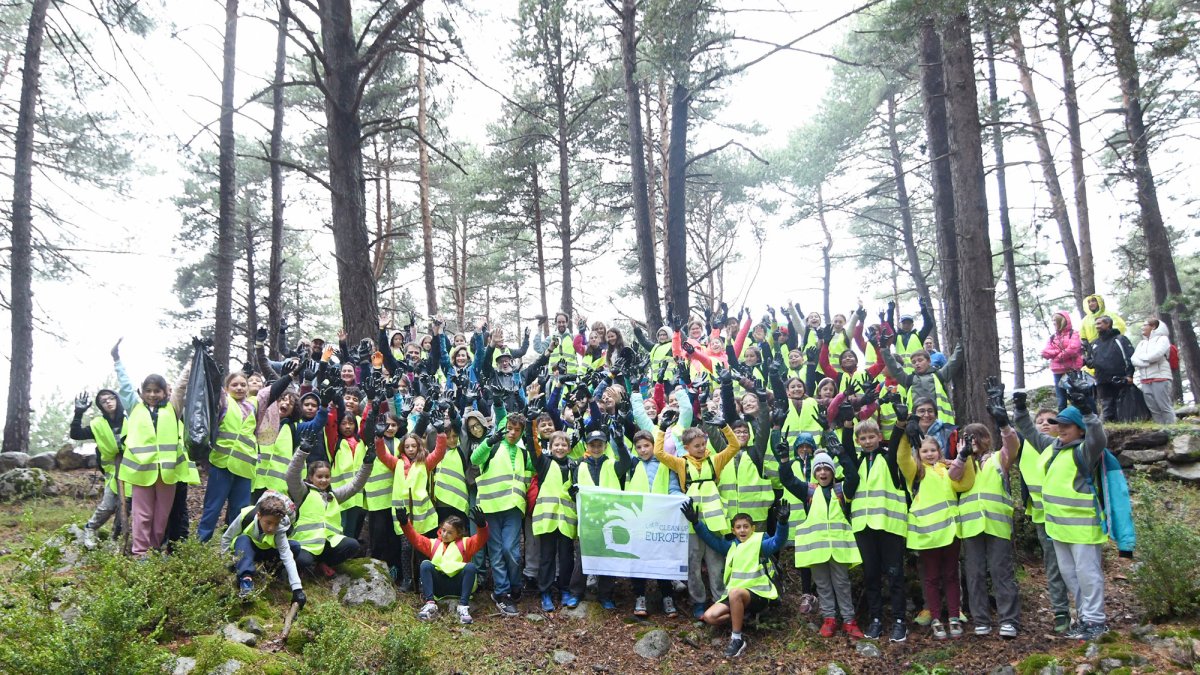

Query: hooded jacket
1090;326;1134;382
1041;311;1084;374
1131;322;1172;382
1080;294;1127;344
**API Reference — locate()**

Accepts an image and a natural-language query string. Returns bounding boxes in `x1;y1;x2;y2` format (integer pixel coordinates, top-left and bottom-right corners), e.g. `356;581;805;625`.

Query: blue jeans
233;534;300;579
420;559;478;605
485;508;523;596
198;465;251;542
1053;373;1068;412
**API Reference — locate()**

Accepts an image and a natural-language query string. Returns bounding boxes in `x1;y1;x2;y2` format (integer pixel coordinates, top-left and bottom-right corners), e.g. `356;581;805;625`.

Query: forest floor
1;467;1196;674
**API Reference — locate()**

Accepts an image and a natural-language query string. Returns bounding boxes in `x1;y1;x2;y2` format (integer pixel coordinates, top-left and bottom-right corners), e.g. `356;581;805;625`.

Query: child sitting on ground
398;506;489;625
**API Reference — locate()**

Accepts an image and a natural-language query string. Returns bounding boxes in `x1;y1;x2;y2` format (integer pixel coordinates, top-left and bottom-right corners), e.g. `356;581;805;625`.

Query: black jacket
1089;328;1134;381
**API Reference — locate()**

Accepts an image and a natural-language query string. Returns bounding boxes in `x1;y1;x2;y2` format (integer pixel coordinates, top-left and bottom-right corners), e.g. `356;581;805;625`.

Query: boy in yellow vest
398;505;489;624
219;491;305;611
470;413;532;618
69;389;128;548
568;429;630;609
626;430;682;618
683;502;791;659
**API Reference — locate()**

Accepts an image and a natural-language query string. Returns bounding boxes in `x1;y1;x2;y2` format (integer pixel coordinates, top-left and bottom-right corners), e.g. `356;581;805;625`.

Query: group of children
70;300;1120;656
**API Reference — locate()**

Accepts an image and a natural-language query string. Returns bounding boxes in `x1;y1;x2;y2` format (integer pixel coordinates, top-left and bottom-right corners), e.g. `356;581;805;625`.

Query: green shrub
1130;478;1200;619
297;602;432;674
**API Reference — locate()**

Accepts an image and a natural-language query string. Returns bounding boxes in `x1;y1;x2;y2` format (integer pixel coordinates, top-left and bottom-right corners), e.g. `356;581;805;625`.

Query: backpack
1169;344;1180;371
1075;445;1136;558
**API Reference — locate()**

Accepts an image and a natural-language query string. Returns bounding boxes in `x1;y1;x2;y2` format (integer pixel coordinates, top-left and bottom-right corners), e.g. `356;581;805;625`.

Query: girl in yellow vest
530;431;578;611
360;413;405;583
684;502;791;659
958;417;1021;639
198;372;258;543
398;505;490;624
377;425;446;591
219;491;305;611
897;433;974;640
1024;407;1072;633
567;429;631;609
625;430;682;618
69;389;129;548
286;424;374;577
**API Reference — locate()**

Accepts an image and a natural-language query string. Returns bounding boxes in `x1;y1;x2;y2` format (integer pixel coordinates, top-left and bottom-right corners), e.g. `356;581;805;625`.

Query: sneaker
723;636;747;658
600;597;616;610
1081;622;1110;642
974;624;992;636
890;619;908;643
493;592;519;617
863;618;883;640
662;597;678;617
586;574;598;591
633;596;648;617
692;602;707;620
82;526;98;550
541;592;555;612
1053;612;1071;634
915;609;933;626
237;576;253;598
1064;622;1086;640
417;600;438;620
457;603;473;624
843;619;866;640
819;617;838;638
561;591;579;609
798;593;816;614
931;619;947;640
315;562;336;578
948;618;964;638
999;622;1018;639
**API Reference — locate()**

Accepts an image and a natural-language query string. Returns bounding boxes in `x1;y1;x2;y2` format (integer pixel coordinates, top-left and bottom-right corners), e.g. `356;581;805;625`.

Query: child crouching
220;491;306;610
398;506;490;624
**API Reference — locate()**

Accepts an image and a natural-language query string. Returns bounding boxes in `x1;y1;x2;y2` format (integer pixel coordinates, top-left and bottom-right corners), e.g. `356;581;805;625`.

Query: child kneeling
684;502;790;659
220;491;306;610
399;506;490;624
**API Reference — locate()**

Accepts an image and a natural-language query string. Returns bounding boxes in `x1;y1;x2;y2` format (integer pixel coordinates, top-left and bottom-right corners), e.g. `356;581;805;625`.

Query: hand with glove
775;439;791;463
394;506;410;526
775;500;791;524
74;391;91;412
291;588;306;610
658;409;680;431
805;345;819;362
471;506;488;528
816;408;831;431
770;403;789;428
111;337;123;362
958;434;975;460
985;376;1005;409
255;327;269;345
858;383;879;408
893;402;909;423
834;402;854;426
823;431;843;457
680;499;700;525
299;428;318;454
486;426;505;448
1011;389;1028;412
988;401;1010;428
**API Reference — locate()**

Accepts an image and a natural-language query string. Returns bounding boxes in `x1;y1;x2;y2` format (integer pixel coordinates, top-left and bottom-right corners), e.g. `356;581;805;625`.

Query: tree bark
244;211;258;366
1009;13;1083;314
817;184;832;323
531;163;549;321
2;0;49;455
214;0;240;373
665;81;690;317
1054;0;1095;298
886;93;934;312
416;14;437;316
617;0;663;329
1110;0;1200;403
918;18;960;353
942;10;1002;426
266;2;287;360
984;12;1025;388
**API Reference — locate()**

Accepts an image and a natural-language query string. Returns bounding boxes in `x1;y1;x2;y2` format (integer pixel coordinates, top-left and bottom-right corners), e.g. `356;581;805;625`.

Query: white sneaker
999;622;1017;639
457;603;473;624
82;526;98;550
417;600;438;621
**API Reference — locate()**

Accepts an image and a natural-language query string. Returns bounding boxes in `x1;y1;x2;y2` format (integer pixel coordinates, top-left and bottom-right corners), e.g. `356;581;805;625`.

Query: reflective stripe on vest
718;453;772;524
794;485;861;568
476;442;531;515
1018;439;1046;525
1042;446;1105;545
393;461;438;534
122;402;191;487
331;439;365;511
212;395;257;479
723;532;778;600
548;333;580;375
532;463;577;538
905;467;959;550
905;375;955;425
293;488;344;554
894;332;922;370
851;454;908;537
434;448;470;513
686;457;728;535
89;416;130;493
959;453;1013;539
432;538;468;576
649;342;676;382
363;438;394;511
625;459;672;495
253;423;295;494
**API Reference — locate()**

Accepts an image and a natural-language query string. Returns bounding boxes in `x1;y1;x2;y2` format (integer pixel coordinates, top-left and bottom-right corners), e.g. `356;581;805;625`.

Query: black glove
241;361;253;376
681;341;695;355
282;358;300;378
299;428;318;454
431;416;446;434
255;327;269;344
775;440;791;462
701;410;724;428
658;409;679;431
717;367;733;386
815;408;830;430
776;501;791;523
394;506;409;525
486;427;504;447
905;422;922;448
319;386;336;407
985;376;1005;409
805;345;819;362
855;306;866;321
894;402;909;423
989;403;1010;428
859;384;879;408
770;403;788;428
74;391;91;412
291;588;306;610
1012;390;1028;412
471;506;487;528
823;432;843;457
835;402;854;426
680;499;700;525
959;434;975;460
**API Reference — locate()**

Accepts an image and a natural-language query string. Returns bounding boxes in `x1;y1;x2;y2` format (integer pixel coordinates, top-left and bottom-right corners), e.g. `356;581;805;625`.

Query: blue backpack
1076;445;1136;557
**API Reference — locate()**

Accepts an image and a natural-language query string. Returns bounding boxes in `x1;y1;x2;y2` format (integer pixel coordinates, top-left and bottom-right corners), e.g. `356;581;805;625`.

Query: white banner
576;487;690;580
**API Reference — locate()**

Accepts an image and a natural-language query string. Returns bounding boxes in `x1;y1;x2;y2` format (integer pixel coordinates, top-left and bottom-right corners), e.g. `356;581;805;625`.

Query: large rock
1175;405;1198;418
28;453;56;470
55;444;92;471
169;657;197;675
1167;435;1200;464
0;467;53;501
1123;449;1166;464
0;452;31;473
855;641;882;657
1136;461;1170;480
332;558;396;608
1167;463;1200;485
221;623;258;647
633;629;671;659
1118;430;1171;450
1154;636;1195;668
552;650;576;666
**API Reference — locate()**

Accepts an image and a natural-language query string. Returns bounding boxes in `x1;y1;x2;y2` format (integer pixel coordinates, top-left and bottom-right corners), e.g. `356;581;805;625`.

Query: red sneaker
843;619;865;640
316;562;336;578
819;617;838;638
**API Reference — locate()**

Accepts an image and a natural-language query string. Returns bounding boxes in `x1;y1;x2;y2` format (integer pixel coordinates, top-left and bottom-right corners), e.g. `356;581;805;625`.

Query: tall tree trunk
370;140;390;281
214;0;240;372
2;0;49;455
886;93;935;314
1055;0;1095;297
319;0;379;341
984;12;1025;387
943;9;1002;425
1110;0;1200;403
542;8;573;317
617;0;663;329
665;81;690;317
266;2;287;360
657;76;670;300
244;213;258;366
817;184;832;323
416;15;437;316
918;18;961;353
1009;13;1083;314
531;164;549;320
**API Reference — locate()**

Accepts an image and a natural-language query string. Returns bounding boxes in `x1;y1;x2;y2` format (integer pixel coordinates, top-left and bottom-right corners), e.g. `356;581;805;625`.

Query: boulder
169;656;197;675
239;617;264;636
221;623;258;647
1154;636;1195;667
0;452;31;473
552;650;576;666
331;558;396;608
212;660;244;675
1123;449;1166;463
1133;462;1169;480
563;600;593;620
1167;463;1200;485
826;664;847;675
1167;434;1200;464
0;468;53;501
1175;405;1198;418
989;667;1016;675
1116;453;1135;469
855;641;881;657
1117;430;1170;450
55;444;92;471
633;629;671;659
28;453;56;470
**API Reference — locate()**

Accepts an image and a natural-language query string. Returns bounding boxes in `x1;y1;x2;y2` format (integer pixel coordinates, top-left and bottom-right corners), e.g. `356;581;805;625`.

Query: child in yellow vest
531;431;578;611
377;423;446;591
199;371;258;543
219;491;305;611
398;506;489;625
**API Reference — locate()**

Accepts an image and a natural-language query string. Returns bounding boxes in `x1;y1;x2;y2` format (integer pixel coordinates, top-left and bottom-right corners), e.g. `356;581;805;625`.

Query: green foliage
1129;476;1200;619
190;634;300;675
297;602;432;674
1017;653;1058;675
29;390;72;455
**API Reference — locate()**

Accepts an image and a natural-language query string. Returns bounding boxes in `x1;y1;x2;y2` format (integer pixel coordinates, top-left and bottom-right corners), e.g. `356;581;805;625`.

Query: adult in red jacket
1041;311;1084;411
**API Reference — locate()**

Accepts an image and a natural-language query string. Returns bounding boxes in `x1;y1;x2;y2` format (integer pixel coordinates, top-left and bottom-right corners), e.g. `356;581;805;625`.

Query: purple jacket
1041;311;1084;374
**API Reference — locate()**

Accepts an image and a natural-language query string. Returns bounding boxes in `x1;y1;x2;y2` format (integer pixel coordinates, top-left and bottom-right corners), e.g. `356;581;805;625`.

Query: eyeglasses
916;409;935;416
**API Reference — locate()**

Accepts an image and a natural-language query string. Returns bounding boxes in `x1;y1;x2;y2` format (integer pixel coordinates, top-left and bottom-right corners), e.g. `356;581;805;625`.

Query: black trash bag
1116;383;1152;423
184;338;223;463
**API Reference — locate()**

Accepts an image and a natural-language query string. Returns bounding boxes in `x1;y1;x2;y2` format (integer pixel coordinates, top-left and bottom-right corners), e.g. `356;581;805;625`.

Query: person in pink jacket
1041;311;1083;411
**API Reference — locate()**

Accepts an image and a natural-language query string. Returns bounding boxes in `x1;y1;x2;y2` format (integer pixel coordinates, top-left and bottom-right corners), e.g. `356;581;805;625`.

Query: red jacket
400;519;489;562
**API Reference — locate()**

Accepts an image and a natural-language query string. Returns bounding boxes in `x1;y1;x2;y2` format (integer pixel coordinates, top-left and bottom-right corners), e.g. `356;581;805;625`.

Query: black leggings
855;528;906;621
367;509;402;566
295;537;361;570
537;530;574;593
